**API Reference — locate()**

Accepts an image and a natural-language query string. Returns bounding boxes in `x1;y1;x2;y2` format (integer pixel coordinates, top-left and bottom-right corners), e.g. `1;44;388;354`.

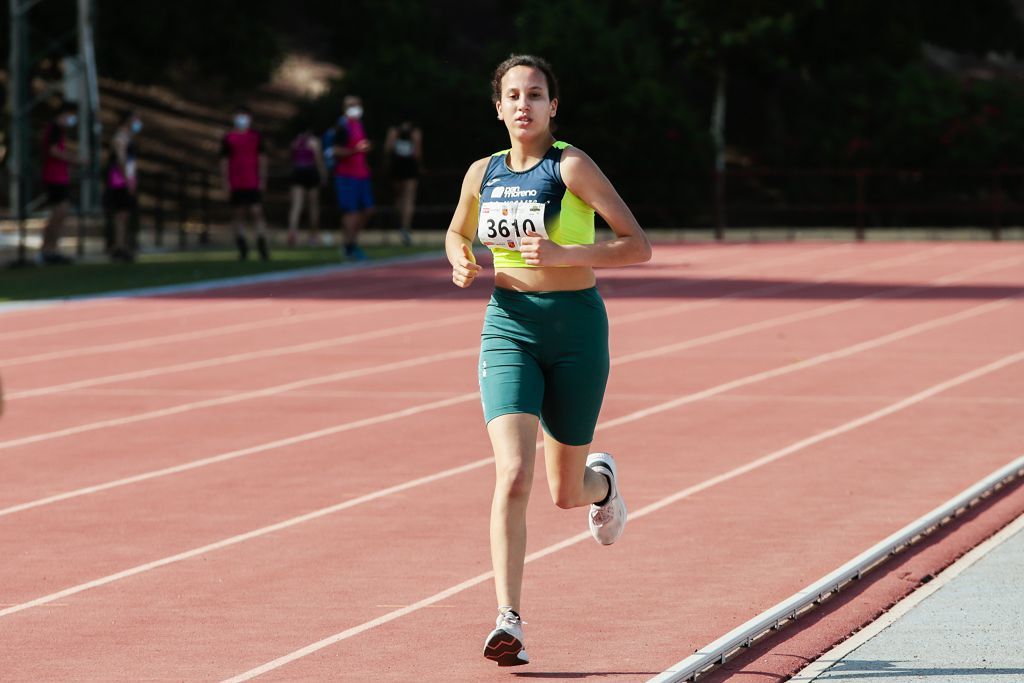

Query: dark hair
491;55;559;103
233;104;252;114
58;101;77;116
118;109;137;126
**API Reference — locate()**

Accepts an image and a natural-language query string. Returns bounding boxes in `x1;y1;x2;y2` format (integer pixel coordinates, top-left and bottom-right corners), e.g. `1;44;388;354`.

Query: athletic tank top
476;141;594;268
291;133;316;168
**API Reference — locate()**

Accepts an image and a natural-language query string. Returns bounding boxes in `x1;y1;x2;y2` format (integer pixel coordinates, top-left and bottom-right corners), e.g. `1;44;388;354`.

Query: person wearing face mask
384;118;423;247
104;110;142;262
286;121;328;247
39;102;81;265
220;105;269;261
332;95;374;261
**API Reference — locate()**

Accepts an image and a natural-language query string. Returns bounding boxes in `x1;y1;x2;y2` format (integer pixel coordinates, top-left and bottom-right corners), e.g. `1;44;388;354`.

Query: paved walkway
794;517;1024;682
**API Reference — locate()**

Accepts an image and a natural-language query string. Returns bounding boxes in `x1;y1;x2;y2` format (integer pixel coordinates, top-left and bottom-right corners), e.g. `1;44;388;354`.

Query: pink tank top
333;118;370;179
292;133;316;168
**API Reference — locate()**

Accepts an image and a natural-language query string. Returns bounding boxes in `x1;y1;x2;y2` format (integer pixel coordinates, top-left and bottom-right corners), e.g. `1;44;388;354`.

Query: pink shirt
333;118;371;179
221;130;263;190
42;123;70;185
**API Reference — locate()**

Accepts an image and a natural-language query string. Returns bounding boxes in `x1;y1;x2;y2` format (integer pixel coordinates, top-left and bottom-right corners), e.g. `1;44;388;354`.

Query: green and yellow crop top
476;141;595;268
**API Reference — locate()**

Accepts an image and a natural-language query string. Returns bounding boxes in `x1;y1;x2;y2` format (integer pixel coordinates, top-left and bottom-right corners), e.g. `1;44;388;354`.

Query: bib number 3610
478;201;548;252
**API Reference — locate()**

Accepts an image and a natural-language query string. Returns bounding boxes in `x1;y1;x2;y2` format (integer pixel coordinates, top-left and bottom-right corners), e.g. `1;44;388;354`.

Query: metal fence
2;166;1022;259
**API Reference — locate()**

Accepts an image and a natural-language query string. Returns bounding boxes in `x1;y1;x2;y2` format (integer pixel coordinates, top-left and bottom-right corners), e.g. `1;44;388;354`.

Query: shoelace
498;608;526;626
591;504;613;526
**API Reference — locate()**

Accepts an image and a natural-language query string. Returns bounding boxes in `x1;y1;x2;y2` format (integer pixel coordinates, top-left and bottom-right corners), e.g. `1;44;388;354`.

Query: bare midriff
494;265;596;292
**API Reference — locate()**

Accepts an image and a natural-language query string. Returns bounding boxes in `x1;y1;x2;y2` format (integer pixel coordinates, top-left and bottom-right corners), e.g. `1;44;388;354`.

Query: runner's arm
445;158;489;287
551;147;652;267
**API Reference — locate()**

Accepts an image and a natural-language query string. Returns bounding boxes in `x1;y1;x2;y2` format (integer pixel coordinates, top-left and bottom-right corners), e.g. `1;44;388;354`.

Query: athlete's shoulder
558;144;599;178
463;156;492;195
467;156;492;177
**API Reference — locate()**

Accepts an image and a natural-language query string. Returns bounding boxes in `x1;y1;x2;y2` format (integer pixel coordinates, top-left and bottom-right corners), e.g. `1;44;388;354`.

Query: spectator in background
384;118;423;247
105;110;142;262
221;105;269;261
332;95;374;261
40;102;80;265
286;122;327;247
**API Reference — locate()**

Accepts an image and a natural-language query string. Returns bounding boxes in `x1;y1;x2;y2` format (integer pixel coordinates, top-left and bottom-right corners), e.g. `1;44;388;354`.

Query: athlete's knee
494;462;532;501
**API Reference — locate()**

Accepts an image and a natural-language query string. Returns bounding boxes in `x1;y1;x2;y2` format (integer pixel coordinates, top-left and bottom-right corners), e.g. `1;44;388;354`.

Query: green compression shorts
478;286;610;446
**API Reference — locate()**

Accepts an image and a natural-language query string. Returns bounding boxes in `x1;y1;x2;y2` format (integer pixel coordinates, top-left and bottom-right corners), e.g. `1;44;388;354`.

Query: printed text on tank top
476;141;595;266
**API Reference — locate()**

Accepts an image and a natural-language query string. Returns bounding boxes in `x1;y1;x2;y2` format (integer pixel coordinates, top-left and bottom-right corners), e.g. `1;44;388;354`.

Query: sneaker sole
483;628;528;666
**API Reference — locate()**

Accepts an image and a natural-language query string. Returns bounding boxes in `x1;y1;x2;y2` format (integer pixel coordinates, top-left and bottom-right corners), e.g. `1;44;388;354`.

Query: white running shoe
483;607;529;666
587;452;627;545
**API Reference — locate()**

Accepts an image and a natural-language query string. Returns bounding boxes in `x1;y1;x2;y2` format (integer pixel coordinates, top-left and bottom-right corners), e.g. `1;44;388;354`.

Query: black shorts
291;167;321;189
46;183;70;205
389;157;419;181
230;189;263;206
105;187;137;211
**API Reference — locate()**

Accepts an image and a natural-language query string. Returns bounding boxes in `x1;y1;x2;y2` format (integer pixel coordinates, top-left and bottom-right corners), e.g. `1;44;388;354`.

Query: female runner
445;55;652;667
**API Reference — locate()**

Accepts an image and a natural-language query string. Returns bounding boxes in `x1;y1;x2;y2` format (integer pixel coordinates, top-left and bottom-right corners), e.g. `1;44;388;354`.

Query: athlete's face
496;66;557;140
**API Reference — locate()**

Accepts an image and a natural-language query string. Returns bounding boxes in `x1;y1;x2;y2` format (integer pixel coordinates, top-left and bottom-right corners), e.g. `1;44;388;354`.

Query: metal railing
647;454;1024;682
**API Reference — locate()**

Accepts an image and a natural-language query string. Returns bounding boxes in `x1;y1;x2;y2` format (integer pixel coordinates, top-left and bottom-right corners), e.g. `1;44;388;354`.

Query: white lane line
0;392;479;521
1;269;1017;514
6;244;856;398
0;270;468;344
5;310;480;401
612;255;1023;365
0;250;449;317
0;299;270;342
2;302;1019;626
2;247;945;405
790;511;1024;682
0;294;432;367
220;349;1024;682
0;314;480;450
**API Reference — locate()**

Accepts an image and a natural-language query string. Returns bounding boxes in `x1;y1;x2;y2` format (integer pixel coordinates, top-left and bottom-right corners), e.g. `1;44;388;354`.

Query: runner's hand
452;243;481;288
520;232;564;266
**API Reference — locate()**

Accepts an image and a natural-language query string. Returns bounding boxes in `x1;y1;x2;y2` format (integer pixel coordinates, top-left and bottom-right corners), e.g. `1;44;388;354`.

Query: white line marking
0;392;479;520
0;294;430;366
3;247;955;412
5;311;480;401
0;347;476;451
1;273;1018;514
0;299;269;342
7;244;858;397
220;349;1024;681
0;249;447;317
2;309;1020;629
790;511;1024;682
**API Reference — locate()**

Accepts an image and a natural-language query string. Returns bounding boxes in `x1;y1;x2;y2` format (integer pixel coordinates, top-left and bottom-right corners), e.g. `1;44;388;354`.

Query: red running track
0;242;1022;682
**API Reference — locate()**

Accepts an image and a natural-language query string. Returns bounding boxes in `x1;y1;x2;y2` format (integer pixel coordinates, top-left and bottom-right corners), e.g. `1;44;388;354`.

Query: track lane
0;288;1015;630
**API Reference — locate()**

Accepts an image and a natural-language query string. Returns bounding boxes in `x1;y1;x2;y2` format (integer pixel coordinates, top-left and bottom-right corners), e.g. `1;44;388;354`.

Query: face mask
234;114;251;130
130;119;143;134
64;115;78;127
345;106;363;120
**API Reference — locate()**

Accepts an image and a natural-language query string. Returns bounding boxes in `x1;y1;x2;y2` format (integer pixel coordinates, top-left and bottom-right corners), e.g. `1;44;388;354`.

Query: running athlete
445;55;652;667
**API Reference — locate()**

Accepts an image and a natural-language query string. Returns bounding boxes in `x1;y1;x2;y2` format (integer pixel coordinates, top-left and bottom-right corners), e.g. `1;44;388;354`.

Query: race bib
478;201;547;251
